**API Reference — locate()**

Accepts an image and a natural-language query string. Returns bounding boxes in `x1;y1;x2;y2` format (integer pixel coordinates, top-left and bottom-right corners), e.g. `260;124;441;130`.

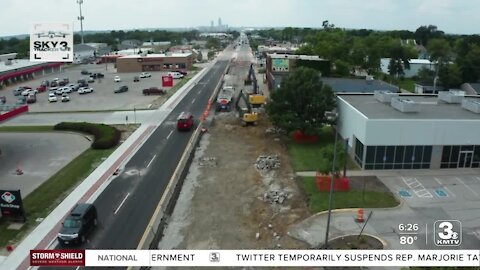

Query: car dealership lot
1;64;181;112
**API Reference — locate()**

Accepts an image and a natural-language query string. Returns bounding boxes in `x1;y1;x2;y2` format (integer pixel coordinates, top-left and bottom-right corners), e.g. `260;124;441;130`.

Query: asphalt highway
40;56;230;269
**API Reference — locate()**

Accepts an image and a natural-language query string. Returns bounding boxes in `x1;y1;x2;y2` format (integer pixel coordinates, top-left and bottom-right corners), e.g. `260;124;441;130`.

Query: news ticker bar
30;250;480;267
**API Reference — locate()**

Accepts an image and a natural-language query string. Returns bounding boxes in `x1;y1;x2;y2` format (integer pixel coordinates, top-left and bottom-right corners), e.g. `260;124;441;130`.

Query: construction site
159;44;312;252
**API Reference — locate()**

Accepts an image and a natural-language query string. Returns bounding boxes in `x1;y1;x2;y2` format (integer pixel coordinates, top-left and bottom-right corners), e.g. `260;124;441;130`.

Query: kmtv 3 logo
434;220;462;246
30;23;73;62
1;192;15;203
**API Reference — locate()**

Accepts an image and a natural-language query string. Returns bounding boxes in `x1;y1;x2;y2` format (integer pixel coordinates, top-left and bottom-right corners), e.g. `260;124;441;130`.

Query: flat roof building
116;53;193;73
338;91;480;170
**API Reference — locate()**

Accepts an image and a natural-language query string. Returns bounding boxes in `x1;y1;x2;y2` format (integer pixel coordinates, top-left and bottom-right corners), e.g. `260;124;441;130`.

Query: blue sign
399;190;412;197
435;189;448;197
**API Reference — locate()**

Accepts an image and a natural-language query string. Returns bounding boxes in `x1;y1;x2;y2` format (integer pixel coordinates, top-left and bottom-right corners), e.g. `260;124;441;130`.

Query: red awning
0;63;63;82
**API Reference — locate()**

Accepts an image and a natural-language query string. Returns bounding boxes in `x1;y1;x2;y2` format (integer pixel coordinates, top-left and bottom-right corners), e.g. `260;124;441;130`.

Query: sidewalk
296;168;480;178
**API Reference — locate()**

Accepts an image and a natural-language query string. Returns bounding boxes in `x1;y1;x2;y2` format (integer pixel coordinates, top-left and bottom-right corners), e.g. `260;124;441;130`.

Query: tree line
250;25;480;88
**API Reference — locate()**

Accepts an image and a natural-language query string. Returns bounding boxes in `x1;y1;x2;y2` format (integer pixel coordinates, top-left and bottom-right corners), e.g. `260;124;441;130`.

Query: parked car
41;80;49;87
36;85;47;92
13;87;26;96
81;70;91;75
55;87;65;95
177;112;194;131
26;94;36;104
21;88;38;96
78;87;94;94
114;85;128;93
139;72;151;78
57;203;97;245
16;96;26;105
58;80;67;86
167;71;184;79
173;70;188;76
68;84;79;91
48;93;58;102
63;78;69;84
96;73;104;78
77;79;88;87
133;76;140;82
87;77;95;83
142;87;166;95
90;73;104;79
0;96;6;104
50;81;58;87
61;94;70;102
114;76;121;82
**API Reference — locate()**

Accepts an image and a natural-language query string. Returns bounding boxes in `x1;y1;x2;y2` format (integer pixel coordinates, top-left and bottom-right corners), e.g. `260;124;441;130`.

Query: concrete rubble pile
263;190;289;205
255;155;280;170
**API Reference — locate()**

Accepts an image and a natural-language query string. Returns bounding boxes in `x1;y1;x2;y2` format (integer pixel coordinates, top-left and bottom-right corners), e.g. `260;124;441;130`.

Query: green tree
266;67;336;135
414;25;444;46
417;67;436;83
333;60;350;77
388;45;411;78
317;143;346;176
197;51;203;62
207;51;215;60
206;37;220;49
439;63;462;90
427;38;451;62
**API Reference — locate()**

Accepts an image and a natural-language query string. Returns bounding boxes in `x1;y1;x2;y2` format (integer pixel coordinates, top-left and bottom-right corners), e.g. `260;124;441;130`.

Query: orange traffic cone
355;208;365;222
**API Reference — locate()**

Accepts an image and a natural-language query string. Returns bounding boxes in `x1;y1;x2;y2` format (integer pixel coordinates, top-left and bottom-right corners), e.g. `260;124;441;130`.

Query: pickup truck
142;87;166;95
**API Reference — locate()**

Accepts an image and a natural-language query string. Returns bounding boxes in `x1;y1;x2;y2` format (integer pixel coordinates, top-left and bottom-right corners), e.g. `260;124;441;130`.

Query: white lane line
75;267;80;270
191;98;196;104
147;154;157;168
456;177;479;197
166;130;174;140
114;193;130;215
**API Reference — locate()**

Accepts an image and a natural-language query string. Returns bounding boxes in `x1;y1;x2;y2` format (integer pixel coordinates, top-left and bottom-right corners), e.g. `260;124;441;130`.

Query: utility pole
77;0;85;44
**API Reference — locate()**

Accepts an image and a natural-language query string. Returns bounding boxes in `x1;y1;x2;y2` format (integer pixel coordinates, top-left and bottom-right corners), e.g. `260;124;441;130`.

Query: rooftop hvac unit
391;97;420;113
374;90;399;103
461;99;480;113
438;90;465;104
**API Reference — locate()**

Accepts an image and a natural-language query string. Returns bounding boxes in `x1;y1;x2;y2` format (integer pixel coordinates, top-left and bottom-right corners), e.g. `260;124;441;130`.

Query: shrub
54;122;120;149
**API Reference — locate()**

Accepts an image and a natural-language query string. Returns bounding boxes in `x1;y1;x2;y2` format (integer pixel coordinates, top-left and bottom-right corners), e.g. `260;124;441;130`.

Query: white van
168;71;184;79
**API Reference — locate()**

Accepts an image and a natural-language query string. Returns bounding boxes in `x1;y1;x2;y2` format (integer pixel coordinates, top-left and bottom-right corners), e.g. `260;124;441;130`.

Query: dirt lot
159;112;311;251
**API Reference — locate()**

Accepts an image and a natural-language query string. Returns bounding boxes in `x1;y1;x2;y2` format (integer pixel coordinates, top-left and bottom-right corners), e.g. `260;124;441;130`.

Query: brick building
116;53;193;73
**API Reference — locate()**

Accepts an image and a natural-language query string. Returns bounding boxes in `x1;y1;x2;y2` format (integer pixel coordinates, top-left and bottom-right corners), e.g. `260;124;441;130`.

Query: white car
68;83;79;91
48;93;57;102
114;76;121;82
61;94;70;102
21;88;38;96
140;72;151;78
167;71;184;79
78;87;94;94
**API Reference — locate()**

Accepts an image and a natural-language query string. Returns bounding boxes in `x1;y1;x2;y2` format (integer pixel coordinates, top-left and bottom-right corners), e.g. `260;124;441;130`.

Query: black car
77;79;88;87
114;85;128;93
63;78;69;84
91;73;104;78
57;203;97;245
133;76;140;82
81;70;91;75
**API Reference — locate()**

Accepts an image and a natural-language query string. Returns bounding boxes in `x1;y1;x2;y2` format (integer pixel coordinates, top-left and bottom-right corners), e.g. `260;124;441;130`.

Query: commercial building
0;53;62;88
380;58;437;78
337;91;480;170
73;44;96;63
116;53;193;73
265;54;330;91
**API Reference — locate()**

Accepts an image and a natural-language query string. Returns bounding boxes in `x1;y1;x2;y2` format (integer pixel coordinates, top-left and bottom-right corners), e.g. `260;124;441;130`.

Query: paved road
39;53;231;269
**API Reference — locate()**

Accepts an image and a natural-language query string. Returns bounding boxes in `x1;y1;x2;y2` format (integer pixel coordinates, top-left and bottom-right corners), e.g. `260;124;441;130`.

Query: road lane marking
114;193;130;215
191;98;196;104
147;154;157;168
166;130;174;140
456;177;479;197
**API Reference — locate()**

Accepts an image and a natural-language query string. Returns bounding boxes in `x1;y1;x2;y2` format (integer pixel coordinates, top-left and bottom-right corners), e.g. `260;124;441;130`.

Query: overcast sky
0;0;479;37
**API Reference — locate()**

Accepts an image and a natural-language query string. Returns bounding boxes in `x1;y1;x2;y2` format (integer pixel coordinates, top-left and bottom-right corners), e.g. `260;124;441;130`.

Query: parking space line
434;177;455;197
455;177;479;197
401;177;433;198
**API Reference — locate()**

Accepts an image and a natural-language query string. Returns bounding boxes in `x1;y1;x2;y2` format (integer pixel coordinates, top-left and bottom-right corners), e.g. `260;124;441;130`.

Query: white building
380;58;437;78
337;91;480;170
73;44;95;63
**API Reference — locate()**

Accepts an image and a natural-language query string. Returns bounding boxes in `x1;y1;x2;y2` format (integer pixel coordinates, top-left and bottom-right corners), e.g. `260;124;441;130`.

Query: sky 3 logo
30;23;73;62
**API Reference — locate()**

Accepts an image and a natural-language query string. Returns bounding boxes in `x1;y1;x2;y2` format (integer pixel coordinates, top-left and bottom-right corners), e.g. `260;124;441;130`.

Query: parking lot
374;173;480;249
1;63;186;112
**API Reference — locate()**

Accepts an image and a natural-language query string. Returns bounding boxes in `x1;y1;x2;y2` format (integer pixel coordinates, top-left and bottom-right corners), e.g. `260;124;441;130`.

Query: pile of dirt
322;234;384;250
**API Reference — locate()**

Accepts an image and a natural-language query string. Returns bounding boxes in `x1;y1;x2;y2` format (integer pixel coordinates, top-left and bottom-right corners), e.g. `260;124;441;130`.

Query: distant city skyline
0;0;479;37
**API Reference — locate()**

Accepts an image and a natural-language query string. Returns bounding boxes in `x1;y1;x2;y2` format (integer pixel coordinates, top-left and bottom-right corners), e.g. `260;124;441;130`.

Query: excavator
235;90;258;126
244;63;265;108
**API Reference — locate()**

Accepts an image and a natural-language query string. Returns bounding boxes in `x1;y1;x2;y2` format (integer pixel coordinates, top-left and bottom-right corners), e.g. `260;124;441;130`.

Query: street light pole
324;110;338;249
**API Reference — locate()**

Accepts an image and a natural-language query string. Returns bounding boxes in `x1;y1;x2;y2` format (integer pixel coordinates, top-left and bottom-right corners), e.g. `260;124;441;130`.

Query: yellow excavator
244;63;265;108
235;90;258;126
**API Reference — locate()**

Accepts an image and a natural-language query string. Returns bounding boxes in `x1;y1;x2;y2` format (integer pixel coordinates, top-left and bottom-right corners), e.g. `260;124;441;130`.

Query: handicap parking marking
398;189;412;197
401;177;433;198
433;177;455;197
434;189;448;197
